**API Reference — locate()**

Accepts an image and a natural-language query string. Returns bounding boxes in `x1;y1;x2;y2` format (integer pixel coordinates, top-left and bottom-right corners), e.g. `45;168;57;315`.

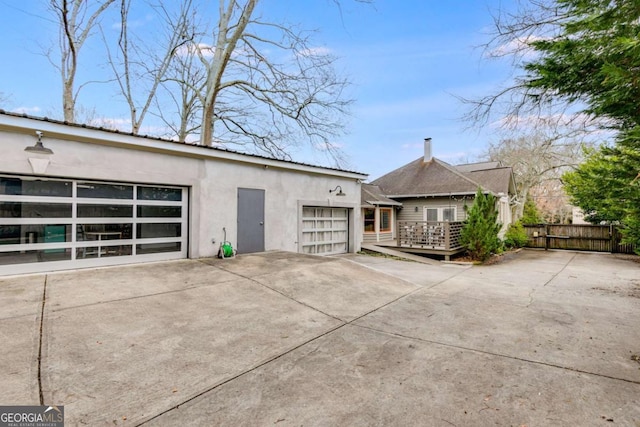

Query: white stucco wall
0;115;365;263
198;159;362;256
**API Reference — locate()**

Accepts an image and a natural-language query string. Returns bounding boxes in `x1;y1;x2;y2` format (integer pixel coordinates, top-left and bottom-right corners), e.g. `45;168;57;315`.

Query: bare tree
49;0;363;164
530;180;572;224
188;0;352;163
155;41;206;142
460;0;614;137
461;0;563;127
485;127;585;219
50;0;116;123
104;0;194;135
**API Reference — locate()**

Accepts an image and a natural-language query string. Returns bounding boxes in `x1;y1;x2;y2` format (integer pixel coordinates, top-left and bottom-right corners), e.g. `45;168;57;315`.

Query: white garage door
301;207;349;255
0;175;188;275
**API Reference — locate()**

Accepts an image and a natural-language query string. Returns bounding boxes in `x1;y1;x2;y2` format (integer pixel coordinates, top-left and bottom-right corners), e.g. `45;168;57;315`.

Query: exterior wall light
329;185;346;196
25;131;54;154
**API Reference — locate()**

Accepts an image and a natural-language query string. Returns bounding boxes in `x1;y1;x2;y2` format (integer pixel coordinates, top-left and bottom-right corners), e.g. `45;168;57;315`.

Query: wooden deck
370;221;466;261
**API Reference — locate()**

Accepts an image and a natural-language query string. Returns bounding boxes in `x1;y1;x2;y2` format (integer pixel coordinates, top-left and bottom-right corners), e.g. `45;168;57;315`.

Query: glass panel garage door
301;207;349;255
0;175;188;275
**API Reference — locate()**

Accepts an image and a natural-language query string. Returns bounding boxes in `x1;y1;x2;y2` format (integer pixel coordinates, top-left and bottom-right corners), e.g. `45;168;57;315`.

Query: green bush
460;188;502;261
504;221;529;248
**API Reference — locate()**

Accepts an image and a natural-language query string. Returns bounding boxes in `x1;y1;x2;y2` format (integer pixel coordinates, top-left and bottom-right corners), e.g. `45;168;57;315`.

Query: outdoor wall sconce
329;185;346;196
414;206;419;212
24;131;54;154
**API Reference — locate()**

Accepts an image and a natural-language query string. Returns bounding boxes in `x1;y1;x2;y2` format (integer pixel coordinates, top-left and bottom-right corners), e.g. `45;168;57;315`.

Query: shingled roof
370;157;515;198
361;183;403;207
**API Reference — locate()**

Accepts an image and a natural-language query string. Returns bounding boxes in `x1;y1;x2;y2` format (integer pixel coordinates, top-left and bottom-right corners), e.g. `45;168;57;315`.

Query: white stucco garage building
0;112;366;275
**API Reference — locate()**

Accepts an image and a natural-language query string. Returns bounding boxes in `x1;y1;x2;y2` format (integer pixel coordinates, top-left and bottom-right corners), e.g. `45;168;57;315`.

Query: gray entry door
237;188;265;254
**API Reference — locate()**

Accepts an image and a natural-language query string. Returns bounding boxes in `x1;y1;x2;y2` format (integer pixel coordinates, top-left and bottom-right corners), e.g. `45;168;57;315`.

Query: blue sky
0;0;514;180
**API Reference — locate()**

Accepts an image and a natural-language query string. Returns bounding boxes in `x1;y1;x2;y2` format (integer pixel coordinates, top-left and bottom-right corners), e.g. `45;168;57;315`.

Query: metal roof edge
0;110;368;180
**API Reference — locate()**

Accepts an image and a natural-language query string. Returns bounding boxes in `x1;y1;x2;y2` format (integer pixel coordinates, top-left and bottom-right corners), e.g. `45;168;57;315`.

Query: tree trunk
54;0;115;123
63;75;75;123
200;101;214;146
199;0;256;146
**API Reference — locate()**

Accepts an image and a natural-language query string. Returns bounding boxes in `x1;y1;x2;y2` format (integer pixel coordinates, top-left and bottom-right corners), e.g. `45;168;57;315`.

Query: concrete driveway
1;250;639;426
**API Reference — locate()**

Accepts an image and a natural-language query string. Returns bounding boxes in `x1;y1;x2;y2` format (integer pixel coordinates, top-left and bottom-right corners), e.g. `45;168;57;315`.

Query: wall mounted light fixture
24;131;54;154
329;185;346;196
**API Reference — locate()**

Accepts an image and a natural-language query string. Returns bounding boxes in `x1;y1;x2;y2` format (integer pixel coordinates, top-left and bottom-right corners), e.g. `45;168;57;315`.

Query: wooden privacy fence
522;224;637;254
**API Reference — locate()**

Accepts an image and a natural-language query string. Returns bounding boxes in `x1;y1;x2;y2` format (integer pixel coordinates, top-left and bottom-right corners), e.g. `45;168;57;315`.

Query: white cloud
174;42;215;58
489;35;544;59
296;46;332;57
490;113;617;144
111;14;153;31
317;141;343;151
138;124;175;136
12;106;41;114
491;112;607;130
86;117;130;130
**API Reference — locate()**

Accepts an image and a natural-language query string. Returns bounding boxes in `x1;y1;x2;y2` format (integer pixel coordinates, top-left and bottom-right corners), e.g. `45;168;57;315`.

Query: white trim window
363;207;393;234
423;206;456;222
379;208;392;232
363;208;375;233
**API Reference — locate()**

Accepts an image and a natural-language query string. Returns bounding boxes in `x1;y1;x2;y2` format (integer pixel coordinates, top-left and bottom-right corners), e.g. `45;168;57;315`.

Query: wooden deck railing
397;221;464;251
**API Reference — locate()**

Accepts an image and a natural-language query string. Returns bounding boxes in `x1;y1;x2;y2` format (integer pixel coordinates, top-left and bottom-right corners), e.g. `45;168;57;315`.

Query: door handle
259;222;264;225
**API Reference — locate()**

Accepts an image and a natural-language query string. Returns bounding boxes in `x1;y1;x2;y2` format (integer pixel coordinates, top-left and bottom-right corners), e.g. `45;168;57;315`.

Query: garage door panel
0;175;188;275
301;207;349;255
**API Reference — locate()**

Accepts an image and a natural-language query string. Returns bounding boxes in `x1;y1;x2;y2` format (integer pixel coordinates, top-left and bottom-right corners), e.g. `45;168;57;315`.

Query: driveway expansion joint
354;324;640;386
210;262;344;322
138;259;425;425
524;252;576;308
136;321;347;426
543;252;577;288
137;282;424;427
37;275;48;406
425;265;471;290
50;282;228;313
13;250;638;425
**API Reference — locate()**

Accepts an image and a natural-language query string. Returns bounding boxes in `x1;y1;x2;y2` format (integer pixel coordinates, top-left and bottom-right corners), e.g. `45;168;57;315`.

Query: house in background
362;138;517;259
572;207;590;225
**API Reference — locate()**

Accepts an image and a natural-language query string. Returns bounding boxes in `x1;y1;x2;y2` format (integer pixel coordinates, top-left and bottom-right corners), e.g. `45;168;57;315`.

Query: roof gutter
364;200;403;206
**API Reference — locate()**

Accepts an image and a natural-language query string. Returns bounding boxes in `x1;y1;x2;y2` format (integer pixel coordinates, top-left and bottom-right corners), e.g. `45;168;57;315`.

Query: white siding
363;231;393;243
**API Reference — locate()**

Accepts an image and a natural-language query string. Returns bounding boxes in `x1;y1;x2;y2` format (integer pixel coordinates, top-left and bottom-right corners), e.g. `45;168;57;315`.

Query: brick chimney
424;137;432;163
